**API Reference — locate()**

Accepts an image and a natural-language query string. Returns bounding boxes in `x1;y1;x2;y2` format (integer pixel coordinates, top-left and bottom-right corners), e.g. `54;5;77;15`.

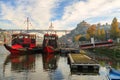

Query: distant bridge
0;29;71;34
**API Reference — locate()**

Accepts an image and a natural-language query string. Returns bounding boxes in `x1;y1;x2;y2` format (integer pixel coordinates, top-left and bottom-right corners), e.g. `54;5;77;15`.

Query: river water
0;45;120;80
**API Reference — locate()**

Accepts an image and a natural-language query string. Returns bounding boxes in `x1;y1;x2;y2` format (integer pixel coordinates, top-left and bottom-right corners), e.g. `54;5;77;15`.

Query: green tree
79;36;86;41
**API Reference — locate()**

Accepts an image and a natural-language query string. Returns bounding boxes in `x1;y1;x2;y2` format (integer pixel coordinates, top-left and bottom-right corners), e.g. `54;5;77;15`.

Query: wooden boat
42;33;58;54
4;18;42;55
4;33;42;55
108;68;120;80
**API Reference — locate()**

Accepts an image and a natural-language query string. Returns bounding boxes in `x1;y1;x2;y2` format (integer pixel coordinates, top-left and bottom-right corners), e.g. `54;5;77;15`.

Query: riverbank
88;47;120;61
86;42;120;60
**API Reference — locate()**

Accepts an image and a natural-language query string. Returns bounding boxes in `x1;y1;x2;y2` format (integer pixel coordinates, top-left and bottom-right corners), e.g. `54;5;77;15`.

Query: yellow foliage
74;34;81;41
101;28;105;35
87;25;96;37
110;17;120;39
86;33;90;40
97;27;101;36
96;27;105;40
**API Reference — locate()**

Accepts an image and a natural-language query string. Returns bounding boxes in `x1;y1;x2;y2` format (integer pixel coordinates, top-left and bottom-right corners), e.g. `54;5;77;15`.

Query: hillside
59;21;111;44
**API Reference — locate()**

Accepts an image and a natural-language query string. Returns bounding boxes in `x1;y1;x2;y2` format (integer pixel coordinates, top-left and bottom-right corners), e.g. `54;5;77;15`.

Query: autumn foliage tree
100;28;105;40
74;34;81;42
96;27;106;41
86;33;90;40
96;27;101;40
110;17;120;39
86;25;96;38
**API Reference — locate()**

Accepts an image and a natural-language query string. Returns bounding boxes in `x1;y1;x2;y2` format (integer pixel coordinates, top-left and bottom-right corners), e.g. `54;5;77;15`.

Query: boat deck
67;53;100;75
68;54;99;65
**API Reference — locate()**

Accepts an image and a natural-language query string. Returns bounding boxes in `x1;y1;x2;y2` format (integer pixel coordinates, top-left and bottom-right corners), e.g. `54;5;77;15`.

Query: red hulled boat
4;18;42;55
42;33;58;54
4;33;42;55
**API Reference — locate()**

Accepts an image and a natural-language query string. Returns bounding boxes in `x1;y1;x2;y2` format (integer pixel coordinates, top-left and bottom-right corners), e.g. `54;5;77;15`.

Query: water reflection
2;53;64;80
42;53;60;71
3;54;36;72
2;51;120;80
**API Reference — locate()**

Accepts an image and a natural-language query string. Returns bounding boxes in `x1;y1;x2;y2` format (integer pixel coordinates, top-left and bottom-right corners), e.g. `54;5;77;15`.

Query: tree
74;34;81;42
96;27;101;40
79;36;86;41
86;33;90;40
87;25;96;37
101;28;105;40
110;17;120;39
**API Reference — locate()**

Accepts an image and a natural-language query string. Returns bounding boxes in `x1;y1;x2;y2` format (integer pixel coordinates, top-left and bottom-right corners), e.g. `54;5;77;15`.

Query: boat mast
49;22;55;34
49;22;53;30
27;17;29;32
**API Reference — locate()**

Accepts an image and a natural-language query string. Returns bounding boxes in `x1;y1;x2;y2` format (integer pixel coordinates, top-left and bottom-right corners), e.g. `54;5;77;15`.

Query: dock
67;54;100;75
60;48;80;54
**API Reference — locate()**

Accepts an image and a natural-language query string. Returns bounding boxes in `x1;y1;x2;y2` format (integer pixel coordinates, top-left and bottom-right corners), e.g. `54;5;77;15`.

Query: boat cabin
12;33;36;48
43;33;58;48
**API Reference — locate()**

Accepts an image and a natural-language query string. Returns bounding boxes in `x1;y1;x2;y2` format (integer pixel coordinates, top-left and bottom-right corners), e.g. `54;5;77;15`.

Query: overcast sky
0;0;120;30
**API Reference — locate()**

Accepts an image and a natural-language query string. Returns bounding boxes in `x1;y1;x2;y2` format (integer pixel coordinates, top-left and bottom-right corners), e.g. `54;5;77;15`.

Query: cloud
53;0;120;30
0;0;120;31
0;0;59;29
